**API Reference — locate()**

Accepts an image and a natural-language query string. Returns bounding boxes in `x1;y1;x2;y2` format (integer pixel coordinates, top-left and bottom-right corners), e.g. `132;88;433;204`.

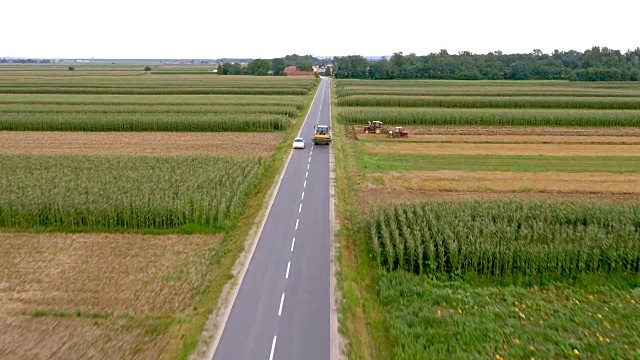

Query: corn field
0;155;265;231
0;87;313;95
368;201;640;278
0;113;291;132
0;94;307;108
0;104;300;117
337;95;640;109
338;107;640;127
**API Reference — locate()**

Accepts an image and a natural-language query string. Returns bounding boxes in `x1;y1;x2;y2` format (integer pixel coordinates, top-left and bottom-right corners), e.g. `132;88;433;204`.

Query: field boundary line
197;80;323;360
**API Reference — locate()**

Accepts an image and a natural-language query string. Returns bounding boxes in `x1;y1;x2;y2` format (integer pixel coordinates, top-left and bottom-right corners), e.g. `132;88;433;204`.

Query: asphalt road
213;77;332;360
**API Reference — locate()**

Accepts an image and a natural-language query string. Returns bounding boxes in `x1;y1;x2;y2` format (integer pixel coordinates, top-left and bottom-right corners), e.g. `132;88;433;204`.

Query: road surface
213;77;332;360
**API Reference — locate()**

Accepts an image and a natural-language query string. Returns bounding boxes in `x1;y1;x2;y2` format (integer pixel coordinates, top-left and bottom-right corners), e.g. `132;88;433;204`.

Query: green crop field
0;67;317;132
333;79;640;360
0;112;291;132
336;79;640;127
0;64;319;360
354;151;640;173
368;201;640;278
338;95;640;109
338;107;640;127
0;155;264;232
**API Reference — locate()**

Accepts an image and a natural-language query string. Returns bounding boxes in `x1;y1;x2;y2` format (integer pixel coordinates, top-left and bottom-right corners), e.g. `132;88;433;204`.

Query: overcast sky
2;0;639;59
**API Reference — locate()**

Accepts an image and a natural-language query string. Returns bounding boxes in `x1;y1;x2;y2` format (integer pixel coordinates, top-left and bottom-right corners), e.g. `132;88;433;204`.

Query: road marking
305;171;308;178
303;180;306;188
286;261;290;279
299;203;302;213
295;219;299;230
310;150;313;156
301;191;304;200
308;156;312;163
291;237;296;252
307;164;310;170
269;336;277;360
278;293;285;316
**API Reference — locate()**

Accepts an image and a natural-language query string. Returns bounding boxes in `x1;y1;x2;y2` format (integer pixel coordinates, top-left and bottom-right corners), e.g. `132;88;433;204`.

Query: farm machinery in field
363;121;385;133
386;126;409;138
312;124;332;145
362;121;409;138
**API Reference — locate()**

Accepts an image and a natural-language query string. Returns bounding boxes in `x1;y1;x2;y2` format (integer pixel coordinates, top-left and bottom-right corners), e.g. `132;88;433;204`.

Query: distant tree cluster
218;54;322;76
332;47;640;81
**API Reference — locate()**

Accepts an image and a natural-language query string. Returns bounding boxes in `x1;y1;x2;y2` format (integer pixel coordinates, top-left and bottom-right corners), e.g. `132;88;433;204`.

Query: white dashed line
299;203;302;213
286;261;290;279
305;171;308;178
308;156;312;163
278;293;285;316
301;192;304;200
303;180;307;188
291;237;296;252
307;164;310;170
269;336;277;360
295;219;299;230
310;151;313;156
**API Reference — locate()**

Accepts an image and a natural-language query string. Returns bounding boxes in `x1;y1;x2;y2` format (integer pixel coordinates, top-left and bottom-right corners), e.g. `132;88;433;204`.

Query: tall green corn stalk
367;200;640;278
0;155;266;232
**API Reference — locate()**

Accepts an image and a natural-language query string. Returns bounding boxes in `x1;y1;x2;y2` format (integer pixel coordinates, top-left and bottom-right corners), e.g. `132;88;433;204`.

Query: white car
293;137;305;149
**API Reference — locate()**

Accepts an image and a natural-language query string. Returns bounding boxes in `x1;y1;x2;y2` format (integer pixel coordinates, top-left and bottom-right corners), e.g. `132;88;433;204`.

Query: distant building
284;66;313;76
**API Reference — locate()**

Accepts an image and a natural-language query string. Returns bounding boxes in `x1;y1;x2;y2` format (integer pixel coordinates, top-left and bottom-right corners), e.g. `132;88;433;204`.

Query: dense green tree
297;60;313;72
331;47;640;81
271;58;286;75
247;59;270;75
333;55;369;78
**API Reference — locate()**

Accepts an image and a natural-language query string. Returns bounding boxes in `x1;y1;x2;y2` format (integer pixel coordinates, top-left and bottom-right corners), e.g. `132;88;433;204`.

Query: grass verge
332;83;393;359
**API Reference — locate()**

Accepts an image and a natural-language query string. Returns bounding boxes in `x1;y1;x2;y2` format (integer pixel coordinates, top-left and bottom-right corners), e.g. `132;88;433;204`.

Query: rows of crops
0;94;306;107
0;72;318;95
0;104;300;116
339;107;640;127
0;155;264;231
0;113;291;132
335;79;640;127
0;73;317;132
368;201;640;278
0;66;318;233
338;95;640;109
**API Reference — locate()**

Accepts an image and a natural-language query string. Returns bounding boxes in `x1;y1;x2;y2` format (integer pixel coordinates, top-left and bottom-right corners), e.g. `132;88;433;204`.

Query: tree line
217;54;321;75
332;47;640;81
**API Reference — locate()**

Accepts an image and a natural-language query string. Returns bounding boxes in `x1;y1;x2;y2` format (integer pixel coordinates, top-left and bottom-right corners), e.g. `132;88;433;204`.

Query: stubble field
333;79;640;360
0;63;317;359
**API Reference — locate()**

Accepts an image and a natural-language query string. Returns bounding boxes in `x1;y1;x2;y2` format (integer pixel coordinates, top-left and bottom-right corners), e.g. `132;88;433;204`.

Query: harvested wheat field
0;315;166;360
359;133;640;144
366;170;640;194
360;142;640;157
0;232;221;359
0;131;282;157
357;188;640;211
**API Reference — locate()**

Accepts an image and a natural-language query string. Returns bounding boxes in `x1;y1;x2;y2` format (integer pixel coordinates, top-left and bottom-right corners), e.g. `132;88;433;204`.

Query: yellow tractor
312;125;332;145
